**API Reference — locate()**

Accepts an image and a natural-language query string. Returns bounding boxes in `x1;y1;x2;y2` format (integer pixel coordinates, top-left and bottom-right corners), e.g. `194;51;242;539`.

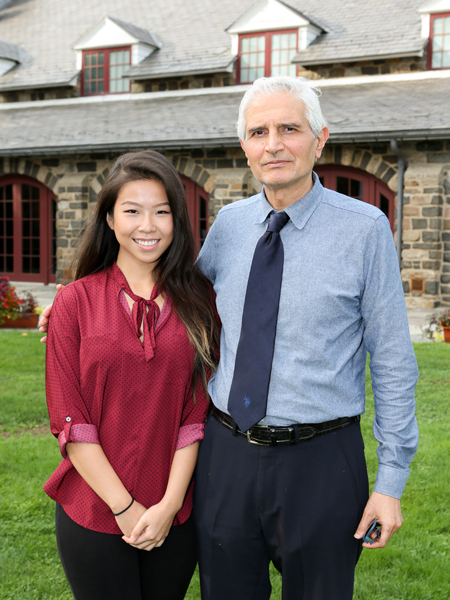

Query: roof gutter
390;139;407;268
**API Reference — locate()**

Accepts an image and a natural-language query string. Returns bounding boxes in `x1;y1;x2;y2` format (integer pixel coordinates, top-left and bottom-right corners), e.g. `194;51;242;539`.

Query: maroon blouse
44;264;209;534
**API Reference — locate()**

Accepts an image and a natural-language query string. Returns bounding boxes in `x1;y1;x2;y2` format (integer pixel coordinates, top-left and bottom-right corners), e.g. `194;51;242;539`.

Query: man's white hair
237;76;327;143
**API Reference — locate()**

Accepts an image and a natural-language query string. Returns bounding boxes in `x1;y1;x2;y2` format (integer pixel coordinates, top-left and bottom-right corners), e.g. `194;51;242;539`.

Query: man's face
240;92;328;198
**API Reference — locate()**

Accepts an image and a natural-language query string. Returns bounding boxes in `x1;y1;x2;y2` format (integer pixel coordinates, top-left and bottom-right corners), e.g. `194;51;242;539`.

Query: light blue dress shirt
198;174;419;499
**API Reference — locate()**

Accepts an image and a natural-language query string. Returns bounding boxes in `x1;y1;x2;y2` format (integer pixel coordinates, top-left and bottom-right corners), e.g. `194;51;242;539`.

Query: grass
0;331;449;599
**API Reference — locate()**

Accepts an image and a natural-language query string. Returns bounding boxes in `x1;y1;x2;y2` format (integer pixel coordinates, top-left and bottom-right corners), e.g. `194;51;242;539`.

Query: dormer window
430;13;450;68
227;0;324;85
238;30;298;83
73;16;161;96
82;47;131;95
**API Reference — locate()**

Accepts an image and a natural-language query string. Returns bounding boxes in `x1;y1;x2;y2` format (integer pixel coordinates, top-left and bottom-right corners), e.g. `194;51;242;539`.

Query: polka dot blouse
44;263;210;534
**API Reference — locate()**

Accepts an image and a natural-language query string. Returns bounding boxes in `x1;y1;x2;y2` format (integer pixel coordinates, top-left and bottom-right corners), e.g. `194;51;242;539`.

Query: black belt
211;406;360;446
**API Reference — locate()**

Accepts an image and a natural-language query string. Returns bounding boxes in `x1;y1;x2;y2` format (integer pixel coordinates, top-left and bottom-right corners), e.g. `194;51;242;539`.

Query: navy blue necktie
227;210;290;432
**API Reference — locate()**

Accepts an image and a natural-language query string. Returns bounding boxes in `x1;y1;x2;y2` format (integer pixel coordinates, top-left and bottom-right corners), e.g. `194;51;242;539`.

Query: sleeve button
66;417;71;422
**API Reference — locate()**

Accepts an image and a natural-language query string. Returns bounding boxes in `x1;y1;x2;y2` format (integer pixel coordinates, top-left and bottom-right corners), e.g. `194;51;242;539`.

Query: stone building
0;0;449;307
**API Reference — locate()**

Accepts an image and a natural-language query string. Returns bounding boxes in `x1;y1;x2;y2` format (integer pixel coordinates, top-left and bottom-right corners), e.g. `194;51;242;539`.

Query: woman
44;151;219;600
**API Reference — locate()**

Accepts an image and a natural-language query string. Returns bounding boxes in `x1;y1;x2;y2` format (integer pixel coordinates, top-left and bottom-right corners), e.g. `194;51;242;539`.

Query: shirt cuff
373;463;410;500
175;423;205;451
58;424;100;458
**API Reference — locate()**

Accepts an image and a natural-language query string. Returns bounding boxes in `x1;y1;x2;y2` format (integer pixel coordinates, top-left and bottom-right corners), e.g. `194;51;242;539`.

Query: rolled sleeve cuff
374;463;410;500
58;423;100;458
175;423;205;451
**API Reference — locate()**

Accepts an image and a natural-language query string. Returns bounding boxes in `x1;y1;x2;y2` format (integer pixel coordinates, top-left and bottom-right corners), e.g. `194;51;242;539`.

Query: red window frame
181;175;209;253
427;12;450;70
314;165;396;233
0;174;57;284
81;46;132;96
237;29;298;84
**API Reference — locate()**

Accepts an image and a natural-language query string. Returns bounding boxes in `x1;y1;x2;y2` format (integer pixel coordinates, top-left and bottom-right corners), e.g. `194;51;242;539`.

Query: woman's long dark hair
71;150;219;396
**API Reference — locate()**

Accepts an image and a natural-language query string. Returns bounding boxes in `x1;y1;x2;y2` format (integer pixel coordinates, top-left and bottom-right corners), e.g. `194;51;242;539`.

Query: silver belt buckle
246;427;271;446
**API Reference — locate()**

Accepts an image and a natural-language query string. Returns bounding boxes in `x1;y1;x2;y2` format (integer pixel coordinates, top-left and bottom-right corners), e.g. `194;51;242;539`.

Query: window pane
84;81;90;95
5;185;12;200
110;51;117;65
240;67;249;82
110;65;116;79
22;220;30;236
380;194;389;218
249;52;257;67
432;52;441;68
6;256;13;271
249;67;256;81
272;34;279;50
350;179;363;198
85;54;90;66
31;186;39;200
124;50;130;63
241;38;249;52
98;80;104;93
23;256;30;273
250;37;257;51
241;54;249;68
117;79;123;93
32;238;40;255
98;67;103;78
117;51;123;64
23;238;30;255
280;65;288;75
32;202;40;218
124;78;130;91
117;65;123;77
22;184;30;198
258;36;265;51
6;219;13;235
110;79;116;93
434;17;443;34
0;257;3;271
280;34;288;49
32;220;40;237
91;67;97;79
289;33;296;47
444;36;450;50
0;221;3;236
31;257;40;273
6;237;13;254
445;17;450;33
98;53;104;65
6;202;12;217
22;202;30;218
258;52;265;66
257;67;264;78
280;49;288;64
0;238;3;253
336;177;349;195
443;51;450;67
92;81;97;94
433;37;442;51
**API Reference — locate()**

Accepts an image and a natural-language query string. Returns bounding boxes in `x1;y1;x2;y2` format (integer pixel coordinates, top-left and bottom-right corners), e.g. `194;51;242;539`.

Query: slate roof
0;0;430;91
1;76;449;156
0;39;23;63
105;17;161;49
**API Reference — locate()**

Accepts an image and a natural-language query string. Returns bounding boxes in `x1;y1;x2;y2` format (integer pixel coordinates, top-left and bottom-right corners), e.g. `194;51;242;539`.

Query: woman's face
107;179;174;270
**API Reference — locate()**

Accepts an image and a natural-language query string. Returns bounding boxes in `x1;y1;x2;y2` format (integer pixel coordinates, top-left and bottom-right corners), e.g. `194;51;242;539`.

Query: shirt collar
256;171;323;230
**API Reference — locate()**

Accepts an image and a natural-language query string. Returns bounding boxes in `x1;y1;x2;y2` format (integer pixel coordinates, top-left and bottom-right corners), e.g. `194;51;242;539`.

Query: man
192;76;418;600
41;76;418;600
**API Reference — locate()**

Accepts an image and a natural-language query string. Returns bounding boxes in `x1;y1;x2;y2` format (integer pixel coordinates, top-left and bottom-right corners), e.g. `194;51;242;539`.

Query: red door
314;165;395;233
0;175;57;284
180;175;209;252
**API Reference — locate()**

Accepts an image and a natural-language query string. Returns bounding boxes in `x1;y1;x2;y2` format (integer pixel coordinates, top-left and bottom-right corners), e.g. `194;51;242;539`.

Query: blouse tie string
122;284;161;362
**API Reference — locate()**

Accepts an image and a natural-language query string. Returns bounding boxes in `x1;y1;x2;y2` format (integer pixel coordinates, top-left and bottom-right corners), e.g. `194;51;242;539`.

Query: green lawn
0;331;449;599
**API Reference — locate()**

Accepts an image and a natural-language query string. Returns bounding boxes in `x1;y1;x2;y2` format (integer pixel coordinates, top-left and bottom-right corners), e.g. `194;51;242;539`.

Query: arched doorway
314;165;396;233
180;175;209;252
0;175;57;284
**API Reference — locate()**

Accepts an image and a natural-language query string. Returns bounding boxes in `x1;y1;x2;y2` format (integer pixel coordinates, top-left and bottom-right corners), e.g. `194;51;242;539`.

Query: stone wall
298;56;427;80
131;72;236;94
2;141;448;306
0;85;80;103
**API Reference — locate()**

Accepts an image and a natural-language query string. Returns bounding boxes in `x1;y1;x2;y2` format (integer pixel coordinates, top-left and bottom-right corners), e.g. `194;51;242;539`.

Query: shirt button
66;417;71;422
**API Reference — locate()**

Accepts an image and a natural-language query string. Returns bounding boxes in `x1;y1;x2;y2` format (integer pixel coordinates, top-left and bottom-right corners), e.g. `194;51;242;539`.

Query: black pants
55;504;197;600
194;415;369;600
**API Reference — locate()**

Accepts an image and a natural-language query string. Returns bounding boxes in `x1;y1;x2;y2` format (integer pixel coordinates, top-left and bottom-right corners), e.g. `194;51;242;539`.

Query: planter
0;313;40;329
443;326;450;343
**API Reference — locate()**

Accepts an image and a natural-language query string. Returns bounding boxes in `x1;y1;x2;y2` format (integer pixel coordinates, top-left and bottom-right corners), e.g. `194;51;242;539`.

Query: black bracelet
112;496;135;516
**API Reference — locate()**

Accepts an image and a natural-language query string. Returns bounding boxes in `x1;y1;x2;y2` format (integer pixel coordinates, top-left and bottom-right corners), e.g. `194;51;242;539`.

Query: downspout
390;139;406;268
